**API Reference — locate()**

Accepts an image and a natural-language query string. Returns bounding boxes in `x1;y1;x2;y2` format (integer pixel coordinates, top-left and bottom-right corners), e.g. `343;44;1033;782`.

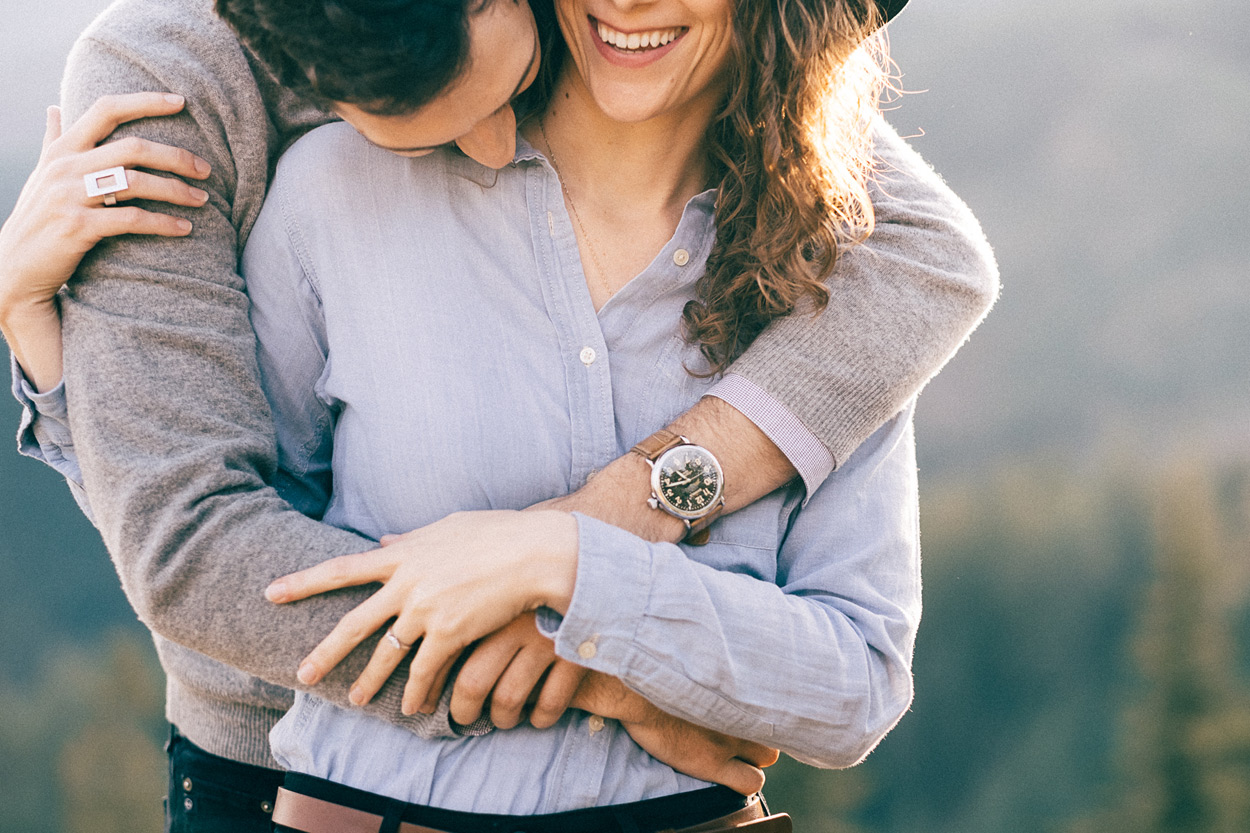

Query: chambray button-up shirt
237;123;922;814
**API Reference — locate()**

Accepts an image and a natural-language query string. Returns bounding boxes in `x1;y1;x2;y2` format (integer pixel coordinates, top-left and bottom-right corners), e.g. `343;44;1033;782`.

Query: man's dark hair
215;0;487;115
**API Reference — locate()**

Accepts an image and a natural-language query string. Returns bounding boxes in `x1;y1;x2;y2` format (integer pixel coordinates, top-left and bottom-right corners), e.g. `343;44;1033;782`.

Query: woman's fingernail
176;219;192;234
349;686;364;706
297;662;318;685
194;158;211;177
164;93;185;105
189;187;208;203
265;582;287;602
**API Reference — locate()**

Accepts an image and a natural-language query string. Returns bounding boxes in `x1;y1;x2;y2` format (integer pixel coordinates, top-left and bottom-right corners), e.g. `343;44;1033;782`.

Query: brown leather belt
272;787;792;833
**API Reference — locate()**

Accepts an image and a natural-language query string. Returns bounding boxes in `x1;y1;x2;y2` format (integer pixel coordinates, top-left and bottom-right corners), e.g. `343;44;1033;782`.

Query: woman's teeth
596;21;684;51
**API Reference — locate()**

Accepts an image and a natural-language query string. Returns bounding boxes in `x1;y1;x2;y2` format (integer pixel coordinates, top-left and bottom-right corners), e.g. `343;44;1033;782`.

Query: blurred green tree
1072;468;1250;833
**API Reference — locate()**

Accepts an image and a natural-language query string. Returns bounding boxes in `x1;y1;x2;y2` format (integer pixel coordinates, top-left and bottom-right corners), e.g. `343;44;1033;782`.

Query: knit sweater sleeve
56;0;457;739
725;117;999;471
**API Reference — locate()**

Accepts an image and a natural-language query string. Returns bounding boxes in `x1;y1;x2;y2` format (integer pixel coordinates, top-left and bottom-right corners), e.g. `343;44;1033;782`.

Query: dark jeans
165;727;285;833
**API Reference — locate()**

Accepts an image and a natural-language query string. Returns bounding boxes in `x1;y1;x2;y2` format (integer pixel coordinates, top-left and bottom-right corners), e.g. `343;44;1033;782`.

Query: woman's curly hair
529;0;890;375
691;0;888;373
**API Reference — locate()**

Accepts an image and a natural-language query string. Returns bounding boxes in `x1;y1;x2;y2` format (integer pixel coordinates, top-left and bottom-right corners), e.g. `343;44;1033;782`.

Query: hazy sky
1;2;115;200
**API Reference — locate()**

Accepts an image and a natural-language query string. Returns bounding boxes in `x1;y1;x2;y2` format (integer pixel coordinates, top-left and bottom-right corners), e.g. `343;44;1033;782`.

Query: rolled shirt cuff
11;352;73;458
704;372;836;497
543;513;655;679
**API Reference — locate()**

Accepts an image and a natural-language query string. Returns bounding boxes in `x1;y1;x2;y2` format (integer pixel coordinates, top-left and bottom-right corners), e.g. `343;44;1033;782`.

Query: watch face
652;444;724;519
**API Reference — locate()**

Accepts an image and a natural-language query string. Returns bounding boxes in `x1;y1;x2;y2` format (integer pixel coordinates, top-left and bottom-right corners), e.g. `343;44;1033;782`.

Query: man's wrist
549;454;688;544
569;671;653;723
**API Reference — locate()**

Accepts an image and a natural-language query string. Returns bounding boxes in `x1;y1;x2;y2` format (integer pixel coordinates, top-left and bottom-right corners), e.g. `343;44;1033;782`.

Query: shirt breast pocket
681;488;797;583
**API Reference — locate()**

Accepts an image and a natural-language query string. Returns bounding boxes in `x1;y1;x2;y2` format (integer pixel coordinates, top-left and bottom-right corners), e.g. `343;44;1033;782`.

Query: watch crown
647;497;659;510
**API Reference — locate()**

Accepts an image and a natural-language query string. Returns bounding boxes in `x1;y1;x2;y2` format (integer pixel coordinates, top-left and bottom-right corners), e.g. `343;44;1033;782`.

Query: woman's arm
272;401;921;767
47;9;458;739
0;94;211;392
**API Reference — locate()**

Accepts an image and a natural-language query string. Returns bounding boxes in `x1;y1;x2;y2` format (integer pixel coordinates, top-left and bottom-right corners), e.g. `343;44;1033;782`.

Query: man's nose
455;105;518;169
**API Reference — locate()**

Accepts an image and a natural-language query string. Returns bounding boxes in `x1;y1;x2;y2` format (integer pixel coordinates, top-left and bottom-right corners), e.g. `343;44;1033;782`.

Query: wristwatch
630;429;725;545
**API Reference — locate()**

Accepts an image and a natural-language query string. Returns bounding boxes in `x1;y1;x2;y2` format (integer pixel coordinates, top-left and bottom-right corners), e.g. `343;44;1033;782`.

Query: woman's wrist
528;509;579;616
0;293;65;393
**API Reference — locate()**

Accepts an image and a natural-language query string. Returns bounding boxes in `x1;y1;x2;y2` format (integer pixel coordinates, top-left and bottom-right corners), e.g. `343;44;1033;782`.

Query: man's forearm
727;117;998;469
551;396;796;543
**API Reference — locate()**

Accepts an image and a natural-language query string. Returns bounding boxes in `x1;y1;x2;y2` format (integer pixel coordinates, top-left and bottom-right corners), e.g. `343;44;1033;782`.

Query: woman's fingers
403;636;470;715
266;549;395;604
346;614;418;705
60;92;188;152
40;107;62;160
81;135;210;183
419;655;459;716
105;169;209;208
294;590;398;686
88;205;193;240
528;659;587;729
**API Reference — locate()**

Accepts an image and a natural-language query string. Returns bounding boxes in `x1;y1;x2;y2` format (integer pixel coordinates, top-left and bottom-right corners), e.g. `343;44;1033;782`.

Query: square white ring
84;166;129;197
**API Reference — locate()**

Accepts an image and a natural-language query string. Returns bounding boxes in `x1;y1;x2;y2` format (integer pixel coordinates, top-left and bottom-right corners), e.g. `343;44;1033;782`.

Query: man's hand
571;672;779;796
450;613;587;729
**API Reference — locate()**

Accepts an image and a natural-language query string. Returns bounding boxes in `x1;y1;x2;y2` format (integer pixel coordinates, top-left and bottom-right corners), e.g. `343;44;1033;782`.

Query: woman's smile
593;16;688;51
588;16;688;67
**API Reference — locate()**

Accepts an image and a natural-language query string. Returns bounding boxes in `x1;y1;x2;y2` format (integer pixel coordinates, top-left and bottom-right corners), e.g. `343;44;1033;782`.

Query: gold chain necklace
539;117;616;300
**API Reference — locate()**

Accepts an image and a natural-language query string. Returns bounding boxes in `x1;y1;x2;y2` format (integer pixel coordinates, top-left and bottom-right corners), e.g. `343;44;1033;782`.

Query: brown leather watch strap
631;428;686;461
685;504;725;545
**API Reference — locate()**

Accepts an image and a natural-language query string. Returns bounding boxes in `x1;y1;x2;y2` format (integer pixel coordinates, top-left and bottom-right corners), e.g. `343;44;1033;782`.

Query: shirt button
184;797;194;812
579;347;597;366
588;714;606;734
182;777;193;792
673;248;691;267
260;800;274;814
577;640;598;660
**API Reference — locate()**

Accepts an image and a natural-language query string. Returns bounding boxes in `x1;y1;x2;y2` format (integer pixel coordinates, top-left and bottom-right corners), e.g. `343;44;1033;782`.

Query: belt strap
273;787;790;833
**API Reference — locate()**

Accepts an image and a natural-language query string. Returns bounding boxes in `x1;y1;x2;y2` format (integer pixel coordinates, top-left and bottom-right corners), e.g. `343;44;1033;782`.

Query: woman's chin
585;84;674;125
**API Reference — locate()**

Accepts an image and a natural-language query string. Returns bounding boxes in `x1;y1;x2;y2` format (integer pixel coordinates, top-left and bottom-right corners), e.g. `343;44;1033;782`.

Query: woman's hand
266;509;579;715
0;92;212;390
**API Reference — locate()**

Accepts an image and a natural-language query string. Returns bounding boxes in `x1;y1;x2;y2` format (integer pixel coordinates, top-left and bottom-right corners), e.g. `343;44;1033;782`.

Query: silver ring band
385;627;414;652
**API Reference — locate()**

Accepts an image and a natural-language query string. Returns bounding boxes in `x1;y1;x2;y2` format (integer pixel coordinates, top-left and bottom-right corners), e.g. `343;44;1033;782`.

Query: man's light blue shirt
234;122;921;813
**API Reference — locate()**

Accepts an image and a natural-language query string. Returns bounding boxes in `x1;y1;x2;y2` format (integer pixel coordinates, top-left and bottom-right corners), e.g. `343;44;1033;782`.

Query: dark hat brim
877;0;910;23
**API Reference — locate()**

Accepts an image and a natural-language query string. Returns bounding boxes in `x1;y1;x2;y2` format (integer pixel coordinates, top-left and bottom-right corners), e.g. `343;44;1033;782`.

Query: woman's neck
524;67;718;220
522;65;720;309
